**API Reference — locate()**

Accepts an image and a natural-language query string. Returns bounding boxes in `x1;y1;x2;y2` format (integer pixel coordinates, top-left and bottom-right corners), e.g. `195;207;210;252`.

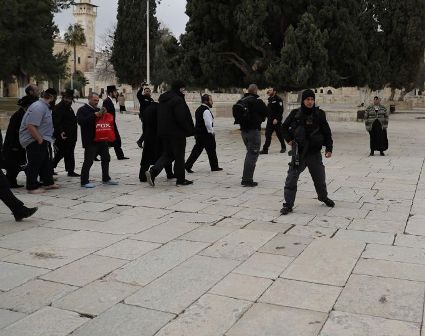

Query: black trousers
284;151;328;208
0;170;24;213
139;136;173;181
185;133;219;170
3;149;26;186
112;123;125;159
80;142;111;185
25;141;54;190
151;137;186;182
53;140;76;173
263;120;285;151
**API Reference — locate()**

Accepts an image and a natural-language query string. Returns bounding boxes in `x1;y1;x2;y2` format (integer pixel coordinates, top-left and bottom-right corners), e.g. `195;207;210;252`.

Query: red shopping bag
94;112;116;142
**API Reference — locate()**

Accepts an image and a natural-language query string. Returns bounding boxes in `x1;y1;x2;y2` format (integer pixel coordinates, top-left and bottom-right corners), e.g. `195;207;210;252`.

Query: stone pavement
0;112;425;336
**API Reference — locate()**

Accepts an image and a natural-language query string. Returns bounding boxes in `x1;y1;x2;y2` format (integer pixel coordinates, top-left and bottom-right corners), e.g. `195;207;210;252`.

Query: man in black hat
103;85;129;160
2;96;38;188
146;80;195;187
280;89;335;215
19;88;59;194
52;89;80;177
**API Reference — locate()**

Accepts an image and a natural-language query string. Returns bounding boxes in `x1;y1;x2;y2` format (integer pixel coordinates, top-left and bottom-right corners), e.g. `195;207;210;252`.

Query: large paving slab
125;255;239;314
335;274;425;322
0;262;49;291
227;303;327;336
320;311;420;336
155;294;252;336
282;239;365;286
71;304;174;336
0;306;88;336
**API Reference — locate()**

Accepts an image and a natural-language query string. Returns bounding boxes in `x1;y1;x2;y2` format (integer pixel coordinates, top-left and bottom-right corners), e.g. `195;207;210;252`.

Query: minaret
73;0;98;53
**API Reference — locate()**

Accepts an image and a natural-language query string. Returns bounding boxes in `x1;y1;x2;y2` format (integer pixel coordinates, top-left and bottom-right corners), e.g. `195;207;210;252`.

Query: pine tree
0;0;68;94
110;0;160;89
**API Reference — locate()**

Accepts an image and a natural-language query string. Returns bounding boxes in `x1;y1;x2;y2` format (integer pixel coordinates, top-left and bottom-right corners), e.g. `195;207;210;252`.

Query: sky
54;0;188;46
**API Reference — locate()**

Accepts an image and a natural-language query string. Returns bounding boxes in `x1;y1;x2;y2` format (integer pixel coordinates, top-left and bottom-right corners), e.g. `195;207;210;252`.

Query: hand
37;139;44;145
95;111;102;117
273;119;278;125
288;140;294;146
325;152;332;158
60;132;67;140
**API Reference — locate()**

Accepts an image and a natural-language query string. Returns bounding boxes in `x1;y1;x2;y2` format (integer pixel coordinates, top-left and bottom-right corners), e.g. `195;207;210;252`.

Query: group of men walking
0;79;392;221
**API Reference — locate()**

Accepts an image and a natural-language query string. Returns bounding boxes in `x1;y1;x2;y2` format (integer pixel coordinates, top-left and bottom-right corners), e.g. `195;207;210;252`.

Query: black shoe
167;174;176;180
145;169;155;187
136;139;144;149
67;172;81;177
94;157;100;161
280;148;286;153
211;167;223;172
241;181;258;187
185;166;194;174
176;179;193;186
139;178;147;183
280;204;293;215
118;157;130;160
369;152;374;156
288;150;293;156
259;150;268;155
319;197;335;208
14;206;38;222
380;151;385;156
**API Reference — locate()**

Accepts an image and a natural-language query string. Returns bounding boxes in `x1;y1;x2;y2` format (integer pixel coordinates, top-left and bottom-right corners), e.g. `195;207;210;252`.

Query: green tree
64;23;86;90
111;0;160;90
0;0;68;94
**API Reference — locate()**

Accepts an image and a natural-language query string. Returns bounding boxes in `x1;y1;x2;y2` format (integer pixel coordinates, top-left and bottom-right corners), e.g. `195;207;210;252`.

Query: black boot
145;168;156;187
176;179;193;186
280;204;293;215
259;149;268;155
380;151;385;156
319;197;335;208
13;206;38;222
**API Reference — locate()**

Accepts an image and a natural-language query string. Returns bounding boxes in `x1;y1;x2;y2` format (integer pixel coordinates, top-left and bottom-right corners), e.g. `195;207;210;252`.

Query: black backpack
233;96;254;125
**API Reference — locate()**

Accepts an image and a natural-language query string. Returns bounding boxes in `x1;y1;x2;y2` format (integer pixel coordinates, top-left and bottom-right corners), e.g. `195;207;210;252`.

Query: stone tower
73;0;98;53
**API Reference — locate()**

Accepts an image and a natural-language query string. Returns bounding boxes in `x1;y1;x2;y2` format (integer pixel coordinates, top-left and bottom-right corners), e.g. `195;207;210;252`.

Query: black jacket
53;100;78;143
240;93;268;131
157;90;194;138
103;96;116;119
282;107;333;153
77;103;100;148
137;93;154;119
142;102;159;140
195;105;213;135
3;107;25;152
267;95;284;122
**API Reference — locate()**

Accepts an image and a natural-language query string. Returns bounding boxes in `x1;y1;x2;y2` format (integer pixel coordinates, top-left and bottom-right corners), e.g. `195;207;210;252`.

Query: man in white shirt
185;94;223;173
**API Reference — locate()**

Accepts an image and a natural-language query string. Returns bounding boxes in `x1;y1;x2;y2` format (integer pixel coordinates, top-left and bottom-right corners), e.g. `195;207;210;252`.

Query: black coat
3;107;25;152
76;103;99;148
53;100;78;143
102;96;116;119
137;92;155;119
240;93;268;131
142;102;159;140
282;107;333;153
267;95;284;122
157;90;194;138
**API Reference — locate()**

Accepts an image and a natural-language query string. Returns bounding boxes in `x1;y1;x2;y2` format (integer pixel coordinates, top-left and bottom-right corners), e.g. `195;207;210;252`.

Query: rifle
288;141;300;170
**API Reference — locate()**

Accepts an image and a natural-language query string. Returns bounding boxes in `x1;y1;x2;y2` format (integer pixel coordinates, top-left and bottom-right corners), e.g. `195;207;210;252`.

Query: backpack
233;96;254;125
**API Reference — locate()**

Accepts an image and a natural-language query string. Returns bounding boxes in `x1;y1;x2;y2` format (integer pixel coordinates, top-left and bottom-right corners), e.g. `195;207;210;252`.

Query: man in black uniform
238;84;268;187
260;87;286;154
103;85;129;160
185;94;222;173
52;89;80;177
0;129;38;221
146;80;195;187
280;89;335;215
138;102;174;182
3;96;38;188
136;87;154;148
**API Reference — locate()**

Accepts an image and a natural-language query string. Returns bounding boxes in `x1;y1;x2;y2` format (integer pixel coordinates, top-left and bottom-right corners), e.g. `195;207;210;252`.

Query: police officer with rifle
281;89;335;215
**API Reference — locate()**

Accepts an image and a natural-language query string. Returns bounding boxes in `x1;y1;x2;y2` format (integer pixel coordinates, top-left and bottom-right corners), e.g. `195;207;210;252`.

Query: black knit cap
18;95;38;108
302;89;315;101
45;88;57;96
171;80;186;91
